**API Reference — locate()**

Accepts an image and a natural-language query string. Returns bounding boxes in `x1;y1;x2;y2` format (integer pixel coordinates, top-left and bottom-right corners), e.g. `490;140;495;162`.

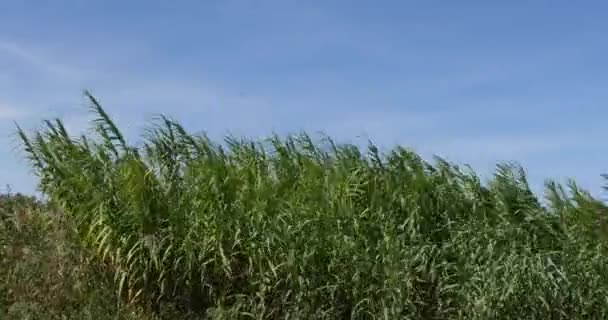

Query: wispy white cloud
0;40;81;79
0;101;31;120
427;134;577;161
0;31;603;197
0;38;598;166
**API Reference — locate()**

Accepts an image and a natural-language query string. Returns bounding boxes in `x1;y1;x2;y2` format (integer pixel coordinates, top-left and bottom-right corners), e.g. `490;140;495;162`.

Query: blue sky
1;1;607;199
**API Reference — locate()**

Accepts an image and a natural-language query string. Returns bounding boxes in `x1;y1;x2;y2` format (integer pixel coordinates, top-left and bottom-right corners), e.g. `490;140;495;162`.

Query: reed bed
15;92;608;319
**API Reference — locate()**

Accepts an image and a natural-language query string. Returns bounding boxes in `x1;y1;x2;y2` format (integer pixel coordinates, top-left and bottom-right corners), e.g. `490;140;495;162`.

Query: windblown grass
13;91;608;319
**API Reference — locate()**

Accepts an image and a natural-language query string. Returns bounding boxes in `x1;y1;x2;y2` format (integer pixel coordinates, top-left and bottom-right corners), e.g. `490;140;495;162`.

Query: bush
0;194;156;319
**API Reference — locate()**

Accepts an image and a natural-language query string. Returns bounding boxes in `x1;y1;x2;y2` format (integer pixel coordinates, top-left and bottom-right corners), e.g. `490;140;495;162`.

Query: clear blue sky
1;1;607;198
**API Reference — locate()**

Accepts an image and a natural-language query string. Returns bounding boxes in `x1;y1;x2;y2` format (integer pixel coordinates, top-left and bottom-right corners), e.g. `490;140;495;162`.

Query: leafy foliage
12;92;608;319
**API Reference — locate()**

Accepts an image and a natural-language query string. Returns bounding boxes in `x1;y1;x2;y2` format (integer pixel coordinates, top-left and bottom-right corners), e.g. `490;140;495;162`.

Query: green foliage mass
6;91;608;319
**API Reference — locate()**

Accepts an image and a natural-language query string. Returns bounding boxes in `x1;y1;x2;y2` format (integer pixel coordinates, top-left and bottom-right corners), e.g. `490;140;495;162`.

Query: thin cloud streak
0;40;82;79
0;101;31;120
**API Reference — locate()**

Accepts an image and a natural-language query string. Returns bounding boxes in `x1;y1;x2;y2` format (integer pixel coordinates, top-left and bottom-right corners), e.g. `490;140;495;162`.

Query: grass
6;91;608;318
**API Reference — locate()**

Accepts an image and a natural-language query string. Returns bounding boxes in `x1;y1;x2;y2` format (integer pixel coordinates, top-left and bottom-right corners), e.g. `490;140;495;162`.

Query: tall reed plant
16;91;608;319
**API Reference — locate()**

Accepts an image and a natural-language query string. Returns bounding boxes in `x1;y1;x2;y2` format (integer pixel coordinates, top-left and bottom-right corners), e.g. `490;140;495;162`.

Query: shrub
0;194;154;319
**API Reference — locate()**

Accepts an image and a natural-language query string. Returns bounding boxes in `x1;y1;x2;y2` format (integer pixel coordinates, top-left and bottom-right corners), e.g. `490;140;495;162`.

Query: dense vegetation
4;91;608;319
1;193;152;319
